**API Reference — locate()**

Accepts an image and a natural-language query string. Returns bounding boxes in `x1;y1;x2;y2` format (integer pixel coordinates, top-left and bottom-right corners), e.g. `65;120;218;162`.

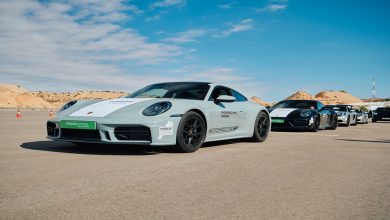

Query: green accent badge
60;120;96;130
272;118;285;124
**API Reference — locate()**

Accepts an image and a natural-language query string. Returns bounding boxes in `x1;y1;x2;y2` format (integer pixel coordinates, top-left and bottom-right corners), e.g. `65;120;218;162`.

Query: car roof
152;82;212;85
280;100;319;103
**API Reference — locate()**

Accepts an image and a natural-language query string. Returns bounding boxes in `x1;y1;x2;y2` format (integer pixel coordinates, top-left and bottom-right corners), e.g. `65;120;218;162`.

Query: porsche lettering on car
47;82;271;152
269;100;338;131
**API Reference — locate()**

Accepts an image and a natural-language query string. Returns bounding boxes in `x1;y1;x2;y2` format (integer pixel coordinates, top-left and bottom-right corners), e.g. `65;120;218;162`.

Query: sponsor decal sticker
158;121;174;139
209;126;239;134
60;120;96;130
271;118;285;124
221;111;237;118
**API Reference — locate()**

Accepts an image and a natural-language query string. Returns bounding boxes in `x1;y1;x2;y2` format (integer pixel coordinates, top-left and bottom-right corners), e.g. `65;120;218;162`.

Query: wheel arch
186;109;207;130
253;109;271;132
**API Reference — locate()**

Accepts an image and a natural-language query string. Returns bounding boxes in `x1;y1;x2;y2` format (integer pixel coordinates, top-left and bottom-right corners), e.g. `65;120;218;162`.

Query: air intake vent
47;122;57;137
114;126;151;142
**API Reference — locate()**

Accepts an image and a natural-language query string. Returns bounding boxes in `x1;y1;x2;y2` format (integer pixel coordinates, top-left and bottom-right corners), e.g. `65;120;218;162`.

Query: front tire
352;116;358;126
175;111;206;153
346;116;350;127
310;115;320;132
251;111;270;142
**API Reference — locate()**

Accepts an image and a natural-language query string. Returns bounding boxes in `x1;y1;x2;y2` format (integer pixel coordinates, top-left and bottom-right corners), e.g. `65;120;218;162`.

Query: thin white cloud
256;4;287;12
218;2;234;9
0;1;266;97
216;19;255;37
0;0;183;91
269;0;289;3
150;0;186;9
163;29;207;44
145;15;162;22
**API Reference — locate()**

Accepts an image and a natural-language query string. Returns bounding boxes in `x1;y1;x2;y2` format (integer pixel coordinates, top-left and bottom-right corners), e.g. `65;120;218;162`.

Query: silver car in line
327;105;358;126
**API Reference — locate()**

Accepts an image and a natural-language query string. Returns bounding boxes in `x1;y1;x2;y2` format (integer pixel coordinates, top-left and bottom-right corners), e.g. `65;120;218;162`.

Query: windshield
272;100;317;110
329;106;349;111
126;82;210;100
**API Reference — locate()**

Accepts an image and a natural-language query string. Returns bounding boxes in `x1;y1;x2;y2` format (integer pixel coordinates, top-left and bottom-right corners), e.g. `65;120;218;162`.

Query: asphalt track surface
0;111;389;220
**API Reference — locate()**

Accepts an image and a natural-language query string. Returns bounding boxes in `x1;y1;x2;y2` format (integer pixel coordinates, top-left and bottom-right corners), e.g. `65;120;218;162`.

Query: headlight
142;102;172;116
58;100;77;112
337;112;346;116
300;110;312;117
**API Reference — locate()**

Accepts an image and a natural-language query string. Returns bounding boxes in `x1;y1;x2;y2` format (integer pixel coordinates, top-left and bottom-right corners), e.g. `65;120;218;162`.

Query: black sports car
373;107;390;122
269;100;338;131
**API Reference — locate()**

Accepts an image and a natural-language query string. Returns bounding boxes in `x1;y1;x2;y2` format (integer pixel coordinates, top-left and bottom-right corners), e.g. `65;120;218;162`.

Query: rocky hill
251;96;271;107
0;84;127;109
285;90;363;105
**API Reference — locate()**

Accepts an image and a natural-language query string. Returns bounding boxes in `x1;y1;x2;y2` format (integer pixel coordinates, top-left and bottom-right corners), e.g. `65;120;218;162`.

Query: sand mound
251;96;271;107
315;91;362;105
0;84;52;108
285;91;314;100
285;90;363;105
0;84;127;109
0;84;28;94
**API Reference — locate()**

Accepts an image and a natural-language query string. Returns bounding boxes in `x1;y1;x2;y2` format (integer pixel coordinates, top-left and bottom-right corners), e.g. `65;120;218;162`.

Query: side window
209;87;232;101
317;102;324;110
231;89;248;102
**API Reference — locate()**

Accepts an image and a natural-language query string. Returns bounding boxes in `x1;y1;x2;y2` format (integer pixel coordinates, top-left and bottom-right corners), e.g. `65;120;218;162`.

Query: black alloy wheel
175;111;206;153
330;115;338;130
251;111;270;142
352;115;358;126
310;115;320;132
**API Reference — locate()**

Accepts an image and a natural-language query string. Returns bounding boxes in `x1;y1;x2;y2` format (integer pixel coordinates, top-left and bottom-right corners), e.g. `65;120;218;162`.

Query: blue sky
0;0;389;101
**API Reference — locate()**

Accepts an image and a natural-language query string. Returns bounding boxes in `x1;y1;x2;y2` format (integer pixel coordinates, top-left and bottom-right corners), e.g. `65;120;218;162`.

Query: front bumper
337;115;349;124
47;116;182;146
271;117;315;130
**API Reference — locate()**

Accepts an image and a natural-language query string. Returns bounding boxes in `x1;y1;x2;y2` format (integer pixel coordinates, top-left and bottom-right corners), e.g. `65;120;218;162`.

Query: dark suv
372;107;390;122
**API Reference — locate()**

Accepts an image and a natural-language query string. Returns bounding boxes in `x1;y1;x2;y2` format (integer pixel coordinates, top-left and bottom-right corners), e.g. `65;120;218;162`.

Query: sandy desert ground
0;111;389;220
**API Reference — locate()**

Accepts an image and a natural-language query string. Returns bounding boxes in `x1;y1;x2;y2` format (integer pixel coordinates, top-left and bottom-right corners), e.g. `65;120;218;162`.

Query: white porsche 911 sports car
47;82;270;152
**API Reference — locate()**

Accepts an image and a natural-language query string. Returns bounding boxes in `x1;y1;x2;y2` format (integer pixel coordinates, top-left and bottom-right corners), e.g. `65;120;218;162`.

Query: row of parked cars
268;99;390;132
47;82;389;152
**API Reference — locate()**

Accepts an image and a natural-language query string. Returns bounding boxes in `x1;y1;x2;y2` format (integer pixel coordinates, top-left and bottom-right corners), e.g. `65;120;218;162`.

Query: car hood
68;98;154;117
56;97;207;120
269;108;300;118
58;98;158;118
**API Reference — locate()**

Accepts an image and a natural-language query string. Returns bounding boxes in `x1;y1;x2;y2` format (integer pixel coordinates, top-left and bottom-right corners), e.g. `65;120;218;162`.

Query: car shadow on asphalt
20;141;165;156
21;139;250;155
335;139;390;144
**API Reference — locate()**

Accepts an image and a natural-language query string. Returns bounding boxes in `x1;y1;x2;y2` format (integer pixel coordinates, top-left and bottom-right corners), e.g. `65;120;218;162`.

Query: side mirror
266;106;271;109
216;95;236;103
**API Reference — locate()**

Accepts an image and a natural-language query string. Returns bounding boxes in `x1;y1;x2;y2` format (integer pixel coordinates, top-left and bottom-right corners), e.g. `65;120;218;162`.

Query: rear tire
175;111;206;153
330;115;338;130
251;111;270;142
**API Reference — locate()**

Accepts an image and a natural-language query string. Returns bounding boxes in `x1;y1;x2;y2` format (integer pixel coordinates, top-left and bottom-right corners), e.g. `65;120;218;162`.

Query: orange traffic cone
49;109;53;117
16;109;22;118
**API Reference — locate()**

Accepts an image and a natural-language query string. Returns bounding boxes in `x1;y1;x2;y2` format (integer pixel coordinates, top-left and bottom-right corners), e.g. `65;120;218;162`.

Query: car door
206;86;247;140
317;102;330;126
